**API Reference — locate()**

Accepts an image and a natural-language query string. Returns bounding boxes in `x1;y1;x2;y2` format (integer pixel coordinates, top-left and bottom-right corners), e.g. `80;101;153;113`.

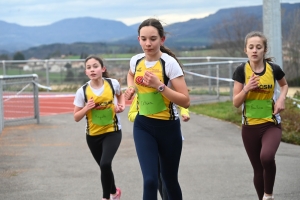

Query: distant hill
0;3;299;58
20;42;140;59
118;3;300;48
0;17;136;52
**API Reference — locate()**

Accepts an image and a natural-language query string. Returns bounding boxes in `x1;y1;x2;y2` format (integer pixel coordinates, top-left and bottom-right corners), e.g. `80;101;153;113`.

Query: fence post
0;78;3;133
45;60;50;92
207;57;211;94
33;74;40;124
2;60;6;75
216;65;219;100
228;61;233;101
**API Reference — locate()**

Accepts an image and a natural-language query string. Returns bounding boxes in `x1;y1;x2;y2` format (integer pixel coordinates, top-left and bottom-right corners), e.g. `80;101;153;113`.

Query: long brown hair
84;55;109;78
138;18;184;72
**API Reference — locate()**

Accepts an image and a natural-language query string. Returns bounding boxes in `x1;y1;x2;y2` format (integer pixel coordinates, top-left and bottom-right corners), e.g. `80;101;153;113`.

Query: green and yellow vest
134;57;176;120
83;78;119;135
243;62;278;125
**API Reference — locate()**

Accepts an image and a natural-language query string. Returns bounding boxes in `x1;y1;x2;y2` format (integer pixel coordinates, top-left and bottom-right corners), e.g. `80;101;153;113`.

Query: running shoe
110;187;121;200
263;195;274;200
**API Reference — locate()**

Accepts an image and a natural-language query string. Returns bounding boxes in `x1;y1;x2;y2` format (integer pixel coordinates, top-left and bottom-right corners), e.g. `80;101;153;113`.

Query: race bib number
138;91;167;115
245;99;273;119
91;108;113;126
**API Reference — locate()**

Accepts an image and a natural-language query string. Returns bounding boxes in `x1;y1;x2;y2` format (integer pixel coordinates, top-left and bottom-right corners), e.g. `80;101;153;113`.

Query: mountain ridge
0;17;136;52
0;3;299;56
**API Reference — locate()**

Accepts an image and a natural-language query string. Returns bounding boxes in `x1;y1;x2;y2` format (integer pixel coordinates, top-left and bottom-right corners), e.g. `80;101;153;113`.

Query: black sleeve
232;63;245;84
271;63;285;81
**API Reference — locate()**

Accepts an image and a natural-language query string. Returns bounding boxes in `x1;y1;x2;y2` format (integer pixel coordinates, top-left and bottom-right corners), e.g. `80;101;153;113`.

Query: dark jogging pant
242;122;281;200
86;130;122;199
133;114;182;200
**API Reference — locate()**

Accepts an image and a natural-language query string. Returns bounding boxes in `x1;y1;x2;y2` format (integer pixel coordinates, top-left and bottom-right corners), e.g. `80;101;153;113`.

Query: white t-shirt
130;53;184;120
130;53;184;88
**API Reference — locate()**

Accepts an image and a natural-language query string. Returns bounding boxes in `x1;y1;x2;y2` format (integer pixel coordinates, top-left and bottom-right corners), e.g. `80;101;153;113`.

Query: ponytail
160;46;184;72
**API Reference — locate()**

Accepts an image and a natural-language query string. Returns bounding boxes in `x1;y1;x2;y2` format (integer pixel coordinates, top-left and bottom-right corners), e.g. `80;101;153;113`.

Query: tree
64;63;72;69
210;10;262;57
13;51;25;60
65;69;74;82
282;8;300;86
80;52;89;59
0;54;9;60
49;50;61;58
77;70;89;84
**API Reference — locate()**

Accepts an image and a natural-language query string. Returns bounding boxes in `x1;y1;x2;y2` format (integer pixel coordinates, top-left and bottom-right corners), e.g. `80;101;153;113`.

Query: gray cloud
0;0;298;26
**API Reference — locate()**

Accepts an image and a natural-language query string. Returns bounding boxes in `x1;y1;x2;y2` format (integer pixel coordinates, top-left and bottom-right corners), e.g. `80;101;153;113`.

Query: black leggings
133;114;182;200
86;130;122;199
158;158;168;200
242;122;281;200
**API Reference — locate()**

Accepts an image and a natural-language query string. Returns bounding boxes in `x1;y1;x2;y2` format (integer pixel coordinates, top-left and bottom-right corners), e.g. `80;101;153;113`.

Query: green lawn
189;98;300;145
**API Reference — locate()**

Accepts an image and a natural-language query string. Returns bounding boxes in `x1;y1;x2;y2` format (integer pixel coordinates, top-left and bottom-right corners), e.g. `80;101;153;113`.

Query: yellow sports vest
243;62;277;125
134;58;175;120
85;79;119;135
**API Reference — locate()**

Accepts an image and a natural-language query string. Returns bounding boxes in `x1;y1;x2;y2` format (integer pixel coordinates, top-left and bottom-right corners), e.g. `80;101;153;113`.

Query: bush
280;98;300;145
294;91;300;99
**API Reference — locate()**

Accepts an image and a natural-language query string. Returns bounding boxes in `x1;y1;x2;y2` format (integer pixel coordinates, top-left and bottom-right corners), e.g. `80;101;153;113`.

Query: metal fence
183;60;247;99
0;57;248;132
0;74;40;133
0;57;247;92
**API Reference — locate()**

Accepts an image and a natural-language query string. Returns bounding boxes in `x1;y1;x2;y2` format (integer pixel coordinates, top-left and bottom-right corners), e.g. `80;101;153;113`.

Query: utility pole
263;0;283;69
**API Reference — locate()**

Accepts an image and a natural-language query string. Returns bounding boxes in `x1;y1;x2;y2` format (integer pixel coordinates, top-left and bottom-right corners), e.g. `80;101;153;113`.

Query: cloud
0;0;299;26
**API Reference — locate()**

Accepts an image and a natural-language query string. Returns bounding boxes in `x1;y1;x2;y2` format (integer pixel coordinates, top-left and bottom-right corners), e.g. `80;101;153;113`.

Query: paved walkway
0;107;300;199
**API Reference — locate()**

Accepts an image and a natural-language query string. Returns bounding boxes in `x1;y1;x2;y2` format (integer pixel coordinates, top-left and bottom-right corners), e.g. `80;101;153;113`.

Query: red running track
39;94;133;116
3;92;133;119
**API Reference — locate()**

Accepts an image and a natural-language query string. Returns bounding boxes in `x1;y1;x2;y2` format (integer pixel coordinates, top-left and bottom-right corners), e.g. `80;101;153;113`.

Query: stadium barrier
0;74;41;133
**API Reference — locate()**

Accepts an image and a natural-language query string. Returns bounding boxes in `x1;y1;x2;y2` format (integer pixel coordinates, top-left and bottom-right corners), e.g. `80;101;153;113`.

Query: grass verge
189;98;300;145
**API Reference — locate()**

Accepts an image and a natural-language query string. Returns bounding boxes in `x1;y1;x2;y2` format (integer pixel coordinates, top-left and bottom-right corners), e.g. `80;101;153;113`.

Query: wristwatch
157;84;165;92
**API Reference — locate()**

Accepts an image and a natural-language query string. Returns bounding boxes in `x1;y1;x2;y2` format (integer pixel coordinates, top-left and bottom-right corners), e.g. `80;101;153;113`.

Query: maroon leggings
242;122;282;200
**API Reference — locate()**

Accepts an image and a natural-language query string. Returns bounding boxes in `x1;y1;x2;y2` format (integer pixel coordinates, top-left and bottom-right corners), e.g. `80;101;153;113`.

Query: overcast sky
0;0;299;27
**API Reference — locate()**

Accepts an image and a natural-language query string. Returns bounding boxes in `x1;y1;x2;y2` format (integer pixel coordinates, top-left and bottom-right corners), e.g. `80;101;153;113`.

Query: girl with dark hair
232;31;288;200
124;18;190;200
73;55;125;200
128;94;190;200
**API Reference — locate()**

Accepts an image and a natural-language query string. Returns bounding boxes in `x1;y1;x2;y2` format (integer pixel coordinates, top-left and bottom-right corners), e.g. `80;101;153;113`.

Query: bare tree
210;7;299;86
210;10;262;57
282;8;300;86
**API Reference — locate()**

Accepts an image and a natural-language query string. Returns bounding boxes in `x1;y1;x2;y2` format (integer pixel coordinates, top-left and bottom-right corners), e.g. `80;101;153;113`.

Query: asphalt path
0;107;300;199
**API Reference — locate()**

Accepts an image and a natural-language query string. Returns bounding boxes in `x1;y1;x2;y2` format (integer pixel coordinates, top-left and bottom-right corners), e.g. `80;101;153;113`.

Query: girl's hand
273;97;285;115
181;114;190;122
115;103;125;113
124;87;135;100
86;97;95;110
143;71;161;88
244;73;260;92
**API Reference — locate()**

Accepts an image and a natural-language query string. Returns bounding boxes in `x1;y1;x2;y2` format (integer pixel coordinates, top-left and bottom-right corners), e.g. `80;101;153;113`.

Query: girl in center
124;18;190;200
